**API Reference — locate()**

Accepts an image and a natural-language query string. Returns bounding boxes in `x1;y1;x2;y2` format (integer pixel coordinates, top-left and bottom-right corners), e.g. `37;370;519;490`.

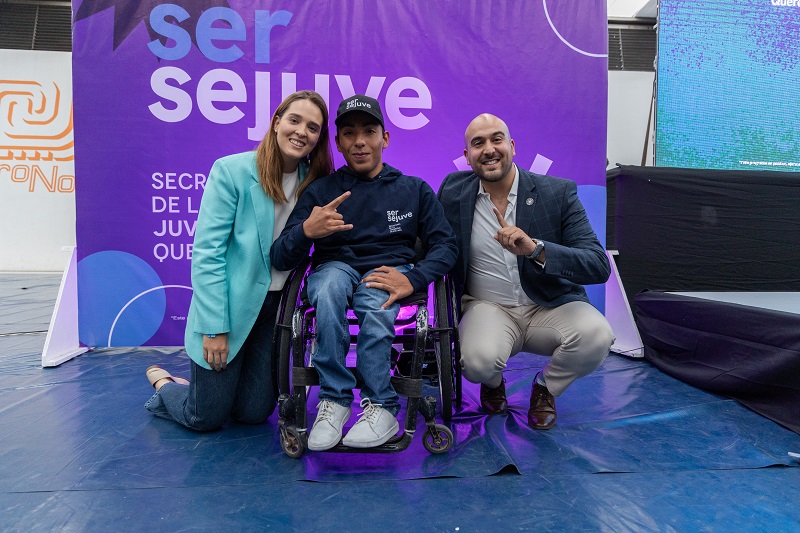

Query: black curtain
607;165;800;314
635;290;800;434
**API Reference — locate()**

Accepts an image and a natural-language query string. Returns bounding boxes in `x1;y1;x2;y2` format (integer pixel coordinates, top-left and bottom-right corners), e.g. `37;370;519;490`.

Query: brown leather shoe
480;380;508;414
528;373;556;429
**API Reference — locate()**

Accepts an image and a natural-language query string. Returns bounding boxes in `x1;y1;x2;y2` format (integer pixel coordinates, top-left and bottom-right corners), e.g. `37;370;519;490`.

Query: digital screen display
656;0;800;171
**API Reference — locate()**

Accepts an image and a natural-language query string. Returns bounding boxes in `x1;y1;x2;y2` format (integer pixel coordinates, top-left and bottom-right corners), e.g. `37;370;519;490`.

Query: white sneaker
342;398;399;448
307;400;351;451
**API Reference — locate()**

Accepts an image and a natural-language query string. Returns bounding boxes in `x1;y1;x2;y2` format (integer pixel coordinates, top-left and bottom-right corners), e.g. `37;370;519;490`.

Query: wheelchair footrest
324;432;414;454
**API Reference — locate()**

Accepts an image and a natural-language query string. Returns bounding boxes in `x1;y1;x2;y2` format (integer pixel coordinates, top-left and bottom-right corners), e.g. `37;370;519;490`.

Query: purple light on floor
397;305;417;321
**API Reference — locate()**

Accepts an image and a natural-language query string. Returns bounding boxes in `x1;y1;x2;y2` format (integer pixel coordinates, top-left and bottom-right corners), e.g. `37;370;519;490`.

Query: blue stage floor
2;274;800;531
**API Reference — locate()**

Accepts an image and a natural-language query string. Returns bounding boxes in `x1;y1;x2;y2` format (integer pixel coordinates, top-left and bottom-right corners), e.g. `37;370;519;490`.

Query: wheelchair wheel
434;280;455;422
280;424;306;459
277;332;293;397
423;424;453;454
277;259;311;396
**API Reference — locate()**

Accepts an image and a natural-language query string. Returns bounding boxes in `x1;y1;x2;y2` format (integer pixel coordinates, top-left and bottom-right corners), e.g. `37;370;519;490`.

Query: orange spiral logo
0;79;73;162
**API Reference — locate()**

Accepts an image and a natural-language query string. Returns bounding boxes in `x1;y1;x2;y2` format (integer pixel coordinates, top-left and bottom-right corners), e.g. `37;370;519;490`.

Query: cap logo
336;95;383;127
346;100;372;110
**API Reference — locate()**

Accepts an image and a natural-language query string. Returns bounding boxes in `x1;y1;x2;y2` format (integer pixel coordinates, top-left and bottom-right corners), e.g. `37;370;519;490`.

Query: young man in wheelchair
271;95;457;451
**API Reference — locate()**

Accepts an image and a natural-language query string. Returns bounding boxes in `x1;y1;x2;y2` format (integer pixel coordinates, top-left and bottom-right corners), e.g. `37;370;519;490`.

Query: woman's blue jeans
307;261;406;415
144;291;281;431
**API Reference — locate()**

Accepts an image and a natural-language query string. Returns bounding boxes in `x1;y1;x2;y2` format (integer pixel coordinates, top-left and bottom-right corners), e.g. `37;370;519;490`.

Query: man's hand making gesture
492;207;543;260
303;191;354;239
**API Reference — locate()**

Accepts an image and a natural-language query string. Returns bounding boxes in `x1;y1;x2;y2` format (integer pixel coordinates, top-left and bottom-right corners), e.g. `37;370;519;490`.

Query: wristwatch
526;239;544;261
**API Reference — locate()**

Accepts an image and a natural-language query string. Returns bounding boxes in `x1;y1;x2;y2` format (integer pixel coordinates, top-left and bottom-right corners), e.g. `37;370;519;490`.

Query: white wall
0;50;75;272
608;0;657;18
607;70;655;169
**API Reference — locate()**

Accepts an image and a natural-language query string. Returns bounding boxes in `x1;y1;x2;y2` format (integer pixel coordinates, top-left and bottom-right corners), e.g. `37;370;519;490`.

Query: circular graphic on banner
543;0;607;58
78;251;166;347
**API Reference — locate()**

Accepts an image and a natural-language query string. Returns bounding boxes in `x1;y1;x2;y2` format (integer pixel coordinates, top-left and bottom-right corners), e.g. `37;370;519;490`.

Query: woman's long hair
255;90;334;203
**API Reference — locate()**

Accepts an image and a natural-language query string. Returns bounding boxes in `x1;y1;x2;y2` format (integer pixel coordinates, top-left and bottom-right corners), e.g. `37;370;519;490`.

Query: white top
466;166;534;306
269;169;300;291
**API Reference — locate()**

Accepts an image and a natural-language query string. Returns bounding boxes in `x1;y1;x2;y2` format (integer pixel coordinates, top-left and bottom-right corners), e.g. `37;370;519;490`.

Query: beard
476;159;513;183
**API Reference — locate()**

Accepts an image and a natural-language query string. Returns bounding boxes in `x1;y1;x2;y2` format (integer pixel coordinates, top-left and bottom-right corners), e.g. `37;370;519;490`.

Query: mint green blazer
184;151;305;369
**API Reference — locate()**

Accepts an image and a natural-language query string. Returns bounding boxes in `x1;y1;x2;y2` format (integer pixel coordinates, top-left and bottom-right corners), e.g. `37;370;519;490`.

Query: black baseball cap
335;94;384;127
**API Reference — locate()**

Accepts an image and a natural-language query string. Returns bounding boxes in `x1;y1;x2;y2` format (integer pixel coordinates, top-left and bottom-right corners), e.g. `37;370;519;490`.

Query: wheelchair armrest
396;290;428;307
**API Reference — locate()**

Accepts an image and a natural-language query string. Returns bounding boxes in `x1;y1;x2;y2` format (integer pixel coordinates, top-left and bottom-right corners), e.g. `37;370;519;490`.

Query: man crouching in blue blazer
437;113;615;429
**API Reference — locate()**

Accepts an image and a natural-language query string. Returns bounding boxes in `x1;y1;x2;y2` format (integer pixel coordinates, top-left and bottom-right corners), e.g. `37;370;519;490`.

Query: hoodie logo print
387;210;412;233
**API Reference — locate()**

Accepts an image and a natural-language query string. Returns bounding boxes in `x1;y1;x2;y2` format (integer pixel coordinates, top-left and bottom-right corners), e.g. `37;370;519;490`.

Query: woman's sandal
146;365;189;390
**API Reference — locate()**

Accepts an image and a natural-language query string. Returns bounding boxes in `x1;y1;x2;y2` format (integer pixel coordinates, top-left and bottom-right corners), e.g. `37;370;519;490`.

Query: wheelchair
273;257;461;458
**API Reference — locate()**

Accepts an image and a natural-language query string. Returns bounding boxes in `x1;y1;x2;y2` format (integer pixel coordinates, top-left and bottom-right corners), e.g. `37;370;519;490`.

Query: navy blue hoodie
271;164;457;292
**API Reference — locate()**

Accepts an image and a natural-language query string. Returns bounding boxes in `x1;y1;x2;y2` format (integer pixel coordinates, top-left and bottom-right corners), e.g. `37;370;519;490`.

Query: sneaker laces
315;400;338;423
356;398;383;423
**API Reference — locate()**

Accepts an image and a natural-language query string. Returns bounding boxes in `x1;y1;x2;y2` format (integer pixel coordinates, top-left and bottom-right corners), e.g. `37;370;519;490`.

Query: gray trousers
458;295;615;396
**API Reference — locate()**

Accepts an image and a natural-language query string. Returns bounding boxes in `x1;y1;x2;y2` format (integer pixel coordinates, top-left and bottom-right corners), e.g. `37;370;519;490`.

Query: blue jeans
144;291;280;431
308;261;408;415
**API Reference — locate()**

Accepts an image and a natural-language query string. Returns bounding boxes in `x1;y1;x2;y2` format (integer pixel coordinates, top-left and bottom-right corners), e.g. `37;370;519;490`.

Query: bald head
464;114;511;148
463;114;516;184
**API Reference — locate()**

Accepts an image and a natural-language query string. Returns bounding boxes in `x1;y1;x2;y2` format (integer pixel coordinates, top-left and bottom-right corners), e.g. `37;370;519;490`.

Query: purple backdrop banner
72;0;608;347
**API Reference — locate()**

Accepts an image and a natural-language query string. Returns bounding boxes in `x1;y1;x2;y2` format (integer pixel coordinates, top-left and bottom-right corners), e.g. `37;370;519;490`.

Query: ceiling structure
7;1;660;20
1;1;660;55
608;0;657;19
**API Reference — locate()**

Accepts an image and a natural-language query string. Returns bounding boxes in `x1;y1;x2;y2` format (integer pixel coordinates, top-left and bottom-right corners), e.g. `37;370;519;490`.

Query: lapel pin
526;198;534;205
